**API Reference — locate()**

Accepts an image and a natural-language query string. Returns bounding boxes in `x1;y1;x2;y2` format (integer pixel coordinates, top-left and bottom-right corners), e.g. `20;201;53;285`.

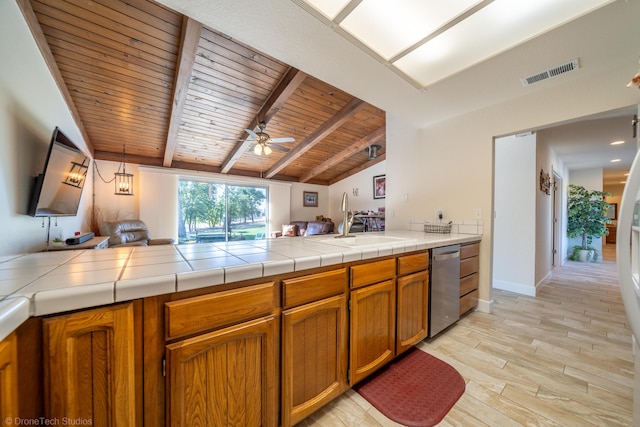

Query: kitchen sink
315;235;415;248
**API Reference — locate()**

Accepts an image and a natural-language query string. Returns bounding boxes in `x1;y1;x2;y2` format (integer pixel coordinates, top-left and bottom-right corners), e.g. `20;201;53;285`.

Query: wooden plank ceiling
20;0;386;185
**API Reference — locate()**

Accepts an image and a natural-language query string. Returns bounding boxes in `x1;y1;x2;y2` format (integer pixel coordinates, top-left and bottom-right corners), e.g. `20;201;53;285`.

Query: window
178;180;267;244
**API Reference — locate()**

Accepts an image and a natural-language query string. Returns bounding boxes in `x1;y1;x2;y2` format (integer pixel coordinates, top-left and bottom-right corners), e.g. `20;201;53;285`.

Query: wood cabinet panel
166;315;277;427
397;251;429;276
396;271;429;355
282;268;347;308
460;256;479;278
460;290;479;315
350;280;396;385
0;331;18;419
460;272;479;297
43;302;136;426
282;295;348;426
460;243;480;259
351;258;395;289
165;281;275;340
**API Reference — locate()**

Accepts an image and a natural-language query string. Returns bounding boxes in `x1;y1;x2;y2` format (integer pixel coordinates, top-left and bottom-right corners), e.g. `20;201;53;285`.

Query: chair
99;219;175;247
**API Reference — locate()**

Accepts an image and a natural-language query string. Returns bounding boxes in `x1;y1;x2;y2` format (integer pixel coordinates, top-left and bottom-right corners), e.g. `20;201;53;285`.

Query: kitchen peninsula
0;230;480;425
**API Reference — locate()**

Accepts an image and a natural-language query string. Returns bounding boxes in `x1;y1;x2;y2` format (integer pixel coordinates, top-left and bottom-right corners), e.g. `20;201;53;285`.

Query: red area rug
354;348;465;426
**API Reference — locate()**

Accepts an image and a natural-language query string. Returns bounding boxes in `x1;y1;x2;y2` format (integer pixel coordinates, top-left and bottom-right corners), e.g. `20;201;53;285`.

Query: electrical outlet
474;208;482;220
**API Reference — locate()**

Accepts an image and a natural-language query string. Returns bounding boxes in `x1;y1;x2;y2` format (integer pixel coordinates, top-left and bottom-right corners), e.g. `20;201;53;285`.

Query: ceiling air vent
521;58;580;86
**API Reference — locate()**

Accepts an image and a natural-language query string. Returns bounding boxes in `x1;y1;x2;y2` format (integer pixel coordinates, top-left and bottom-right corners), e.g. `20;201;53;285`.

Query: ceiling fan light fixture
263;145;272;155
254;144;263;155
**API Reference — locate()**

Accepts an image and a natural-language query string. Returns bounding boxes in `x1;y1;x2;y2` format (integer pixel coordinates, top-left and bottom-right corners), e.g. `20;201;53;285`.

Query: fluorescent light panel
297;0;613;88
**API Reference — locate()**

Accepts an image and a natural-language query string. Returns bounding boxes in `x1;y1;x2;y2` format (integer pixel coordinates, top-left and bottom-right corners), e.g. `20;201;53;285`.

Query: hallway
302;243;633;426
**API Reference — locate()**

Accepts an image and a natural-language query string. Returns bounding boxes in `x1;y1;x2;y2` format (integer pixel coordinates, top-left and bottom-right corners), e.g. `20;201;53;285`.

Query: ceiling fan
225;121;295;155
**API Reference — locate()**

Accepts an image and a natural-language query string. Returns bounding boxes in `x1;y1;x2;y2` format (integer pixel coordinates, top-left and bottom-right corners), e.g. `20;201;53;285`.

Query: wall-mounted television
28;127;90;217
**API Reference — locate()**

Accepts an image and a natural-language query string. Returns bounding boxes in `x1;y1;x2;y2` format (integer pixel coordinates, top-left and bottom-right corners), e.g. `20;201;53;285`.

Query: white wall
0;1;92;255
327;161;386;224
290;182;330;223
493;134;537;296
535;137;567;283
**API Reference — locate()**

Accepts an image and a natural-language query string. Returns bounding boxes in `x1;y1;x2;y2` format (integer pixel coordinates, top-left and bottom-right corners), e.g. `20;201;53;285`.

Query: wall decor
373;175;386;199
303;191;318;207
539;169;550;195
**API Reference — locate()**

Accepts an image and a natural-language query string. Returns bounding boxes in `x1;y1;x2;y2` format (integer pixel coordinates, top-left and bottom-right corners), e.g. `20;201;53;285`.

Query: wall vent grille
521;59;580;86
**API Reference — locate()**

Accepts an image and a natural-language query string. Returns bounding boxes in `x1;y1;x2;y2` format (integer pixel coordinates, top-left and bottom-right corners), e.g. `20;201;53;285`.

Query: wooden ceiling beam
16;0;94;156
219;67;307;173
328;153;386;185
163;17;202;167
265;98;366;179
299;125;385;182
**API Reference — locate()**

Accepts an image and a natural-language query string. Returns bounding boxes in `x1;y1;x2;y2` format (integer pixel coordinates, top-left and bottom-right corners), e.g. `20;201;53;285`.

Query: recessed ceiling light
611;158;622;163
610;140;625;145
625;173;630;176
621;181;627;184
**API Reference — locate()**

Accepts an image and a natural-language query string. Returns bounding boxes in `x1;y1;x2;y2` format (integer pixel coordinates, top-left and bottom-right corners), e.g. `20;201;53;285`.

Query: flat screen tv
28;127;90;217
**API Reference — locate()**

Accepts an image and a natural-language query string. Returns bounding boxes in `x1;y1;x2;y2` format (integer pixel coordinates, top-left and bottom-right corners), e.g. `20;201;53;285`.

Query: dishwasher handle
433;251;460;261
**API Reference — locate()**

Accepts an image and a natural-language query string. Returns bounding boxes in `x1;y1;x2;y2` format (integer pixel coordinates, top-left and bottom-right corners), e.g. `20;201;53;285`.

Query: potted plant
567;184;612;262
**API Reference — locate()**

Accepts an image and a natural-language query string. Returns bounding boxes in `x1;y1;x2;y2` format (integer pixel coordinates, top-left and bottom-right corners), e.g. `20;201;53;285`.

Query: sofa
99;219;175;247
280;219;335;237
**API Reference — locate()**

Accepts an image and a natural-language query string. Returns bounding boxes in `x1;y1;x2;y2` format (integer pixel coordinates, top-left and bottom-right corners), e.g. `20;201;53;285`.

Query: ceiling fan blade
270;144;290;152
245;128;259;140
270;137;295;143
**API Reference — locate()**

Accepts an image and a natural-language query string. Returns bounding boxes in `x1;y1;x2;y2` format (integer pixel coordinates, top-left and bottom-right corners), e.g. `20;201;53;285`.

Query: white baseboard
476;298;493;314
493;279;536;297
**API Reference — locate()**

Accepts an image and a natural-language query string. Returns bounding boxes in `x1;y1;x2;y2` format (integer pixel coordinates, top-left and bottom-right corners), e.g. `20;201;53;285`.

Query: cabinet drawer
165;282;275;340
460;256;479;278
351;258;395;289
397;252;429;276
460;272;478;297
282;268;347;308
460;243;480;260
460;289;478;315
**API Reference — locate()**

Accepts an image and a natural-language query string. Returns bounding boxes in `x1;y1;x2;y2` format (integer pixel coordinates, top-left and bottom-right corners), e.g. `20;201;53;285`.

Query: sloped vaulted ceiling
18;0;387;185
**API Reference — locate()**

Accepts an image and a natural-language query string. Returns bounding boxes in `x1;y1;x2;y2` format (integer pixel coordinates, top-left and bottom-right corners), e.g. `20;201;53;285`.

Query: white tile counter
0;231;480;340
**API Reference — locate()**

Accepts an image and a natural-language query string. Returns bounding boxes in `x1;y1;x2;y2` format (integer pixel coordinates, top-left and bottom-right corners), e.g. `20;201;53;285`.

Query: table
45;236;109;251
354;214;385;232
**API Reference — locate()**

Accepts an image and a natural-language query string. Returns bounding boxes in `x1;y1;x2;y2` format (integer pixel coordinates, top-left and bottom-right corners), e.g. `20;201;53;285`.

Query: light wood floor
300;244;634;426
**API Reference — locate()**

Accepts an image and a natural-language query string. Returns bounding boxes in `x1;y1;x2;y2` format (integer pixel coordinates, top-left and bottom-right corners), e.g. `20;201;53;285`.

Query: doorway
552;171;563;266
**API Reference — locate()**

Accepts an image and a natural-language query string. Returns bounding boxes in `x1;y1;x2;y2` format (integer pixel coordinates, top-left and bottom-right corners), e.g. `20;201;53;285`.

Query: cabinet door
396;271;429;355
0;331;18;419
43;302;136;426
350;280;396;385
281;295;348;427
166;315;277;427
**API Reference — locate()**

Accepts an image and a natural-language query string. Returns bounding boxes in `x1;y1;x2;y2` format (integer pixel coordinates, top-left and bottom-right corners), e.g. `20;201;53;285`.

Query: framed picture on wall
373;175;386;199
303;191;318;207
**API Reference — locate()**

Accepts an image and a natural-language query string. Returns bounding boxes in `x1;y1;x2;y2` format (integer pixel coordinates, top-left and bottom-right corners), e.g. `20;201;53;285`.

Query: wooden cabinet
349;260;396;385
396;252;429;356
0;331;19;419
166;315;277;426
42;302;139;426
281;269;348;426
460;243;480;315
164;282;277;427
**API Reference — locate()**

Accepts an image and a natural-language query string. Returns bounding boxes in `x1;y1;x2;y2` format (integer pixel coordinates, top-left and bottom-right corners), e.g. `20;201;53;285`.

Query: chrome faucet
336;192;355;238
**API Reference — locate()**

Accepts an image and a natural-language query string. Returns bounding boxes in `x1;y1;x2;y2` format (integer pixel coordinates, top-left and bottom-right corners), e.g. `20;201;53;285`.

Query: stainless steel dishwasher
429;244;461;337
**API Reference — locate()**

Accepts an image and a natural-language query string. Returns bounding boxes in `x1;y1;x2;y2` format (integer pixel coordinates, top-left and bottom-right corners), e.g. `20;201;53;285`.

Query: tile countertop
0;231;481;341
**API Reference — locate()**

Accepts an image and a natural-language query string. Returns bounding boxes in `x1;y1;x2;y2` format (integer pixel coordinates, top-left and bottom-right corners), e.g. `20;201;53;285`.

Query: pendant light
114;145;134;196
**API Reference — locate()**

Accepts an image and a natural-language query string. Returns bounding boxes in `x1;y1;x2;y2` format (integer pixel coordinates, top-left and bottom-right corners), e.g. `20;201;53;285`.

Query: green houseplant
567;184;612;262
